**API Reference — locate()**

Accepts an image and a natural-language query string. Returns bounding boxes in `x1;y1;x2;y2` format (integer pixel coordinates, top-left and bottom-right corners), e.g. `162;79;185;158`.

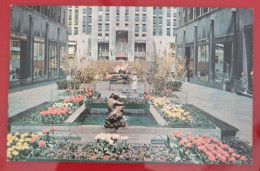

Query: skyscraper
67;6;177;61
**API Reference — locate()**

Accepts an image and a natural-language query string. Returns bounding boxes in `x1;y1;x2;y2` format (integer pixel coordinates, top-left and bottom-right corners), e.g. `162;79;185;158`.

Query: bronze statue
104;93;127;129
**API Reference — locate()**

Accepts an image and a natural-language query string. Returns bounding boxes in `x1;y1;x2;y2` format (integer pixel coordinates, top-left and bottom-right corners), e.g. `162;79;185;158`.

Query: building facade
9;6;68;88
175;8;253;91
67;6;177;61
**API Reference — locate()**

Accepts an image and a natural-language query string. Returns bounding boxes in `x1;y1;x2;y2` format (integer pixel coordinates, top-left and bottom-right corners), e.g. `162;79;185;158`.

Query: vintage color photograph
8;6;253;164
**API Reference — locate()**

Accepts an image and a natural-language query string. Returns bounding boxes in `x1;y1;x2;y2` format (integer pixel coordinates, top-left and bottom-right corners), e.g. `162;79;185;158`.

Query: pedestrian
240;72;248;94
131;72;138;93
120;70;128;93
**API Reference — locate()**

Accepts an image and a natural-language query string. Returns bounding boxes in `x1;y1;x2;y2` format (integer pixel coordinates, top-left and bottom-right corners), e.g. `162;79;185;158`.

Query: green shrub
166;81;182;91
56;80;75;90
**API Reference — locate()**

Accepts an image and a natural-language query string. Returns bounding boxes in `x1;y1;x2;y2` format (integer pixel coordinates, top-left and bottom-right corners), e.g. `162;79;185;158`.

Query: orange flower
38;140;45;147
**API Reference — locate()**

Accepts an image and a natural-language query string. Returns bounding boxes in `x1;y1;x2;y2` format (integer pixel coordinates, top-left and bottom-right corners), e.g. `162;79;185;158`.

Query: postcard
7;5;253;166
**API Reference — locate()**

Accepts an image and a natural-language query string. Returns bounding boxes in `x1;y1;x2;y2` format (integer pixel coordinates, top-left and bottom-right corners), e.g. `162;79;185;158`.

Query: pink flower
179;140;185;146
228;148;234;153
38;140;45;147
169;133;174;139
197;145;204;151
208;154;216;162
51;126;55;131
30;136;38;144
144;89;148;94
90;88;94;92
220;156;227;163
174;131;182;139
240;156;247;162
229;157;236;163
42;129;49;134
88;92;93;97
186;143;192;148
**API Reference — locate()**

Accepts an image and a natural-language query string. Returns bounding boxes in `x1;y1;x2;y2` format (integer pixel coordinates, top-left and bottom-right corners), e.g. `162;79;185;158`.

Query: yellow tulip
12;150;19;156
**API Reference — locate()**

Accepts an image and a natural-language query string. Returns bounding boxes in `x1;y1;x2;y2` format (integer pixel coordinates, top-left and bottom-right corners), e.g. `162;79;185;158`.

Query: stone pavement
8;80;253;145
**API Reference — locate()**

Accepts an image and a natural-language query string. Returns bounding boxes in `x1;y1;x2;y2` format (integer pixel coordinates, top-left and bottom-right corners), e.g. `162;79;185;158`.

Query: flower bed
11;95;84;125
166;131;250;164
9;131;251;164
151;97;216;128
7;127;55;161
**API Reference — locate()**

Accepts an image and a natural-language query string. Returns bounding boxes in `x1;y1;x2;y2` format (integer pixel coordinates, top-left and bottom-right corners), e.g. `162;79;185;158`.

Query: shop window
197;44;209;81
33;42;45;79
49;44;57;77
10;39;22;82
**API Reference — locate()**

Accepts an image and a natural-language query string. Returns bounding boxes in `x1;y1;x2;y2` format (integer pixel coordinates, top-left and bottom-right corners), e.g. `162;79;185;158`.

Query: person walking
120;70;128;93
131;72;138;93
241;72;248;94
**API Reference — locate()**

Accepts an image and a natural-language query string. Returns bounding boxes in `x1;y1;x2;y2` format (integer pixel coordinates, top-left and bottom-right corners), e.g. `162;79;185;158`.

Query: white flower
112;133;120;140
121;136;128;141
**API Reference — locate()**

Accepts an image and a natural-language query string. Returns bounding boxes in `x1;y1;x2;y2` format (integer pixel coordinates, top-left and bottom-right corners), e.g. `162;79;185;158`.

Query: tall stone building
175;8;253;91
67;6;177;61
9;6;68;88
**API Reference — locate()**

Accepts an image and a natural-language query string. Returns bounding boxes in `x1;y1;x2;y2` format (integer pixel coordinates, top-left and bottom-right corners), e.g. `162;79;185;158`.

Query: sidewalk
8;81;253;145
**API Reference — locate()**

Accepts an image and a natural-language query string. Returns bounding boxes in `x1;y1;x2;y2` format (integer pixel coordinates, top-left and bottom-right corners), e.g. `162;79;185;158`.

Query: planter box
85;102;150;109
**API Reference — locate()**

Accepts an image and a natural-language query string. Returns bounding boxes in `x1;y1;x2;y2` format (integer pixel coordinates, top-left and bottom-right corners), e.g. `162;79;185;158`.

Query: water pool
82;110;159;127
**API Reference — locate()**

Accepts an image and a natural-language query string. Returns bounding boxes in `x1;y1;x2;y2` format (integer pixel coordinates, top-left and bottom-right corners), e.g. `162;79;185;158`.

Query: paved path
177;82;253;145
8;81;253;145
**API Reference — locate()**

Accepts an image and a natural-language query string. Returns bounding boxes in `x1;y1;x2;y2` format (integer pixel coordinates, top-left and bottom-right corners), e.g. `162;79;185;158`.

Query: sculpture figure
104;93;127;129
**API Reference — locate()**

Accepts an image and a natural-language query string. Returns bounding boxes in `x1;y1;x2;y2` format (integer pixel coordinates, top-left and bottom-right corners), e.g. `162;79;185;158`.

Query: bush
56;80;75;90
166;81;182;91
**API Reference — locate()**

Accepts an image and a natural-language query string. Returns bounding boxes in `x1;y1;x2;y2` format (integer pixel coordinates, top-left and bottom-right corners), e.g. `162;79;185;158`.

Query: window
83;8;86;14
197;44;209;81
74;27;78;34
135;7;139;11
167;19;170;26
159;17;162;24
48;44;57;77
135;33;139;37
105;24;109;31
98;15;102;21
153;28;156;35
125;15;129;21
98;24;102;31
125;23;129;27
106;14;109;21
116;16;119;21
106;6;110;11
135;14;139;22
142;15;146;22
142;34;146;37
142;25;146;32
135;26;139;32
98;33;102;37
172;29;175;35
98;6;102;11
167;28;170;36
60;44;66;76
173;21;177;26
10;39;23;82
105;33;109;37
159;27;162;35
143;7;147;12
173;13;177;17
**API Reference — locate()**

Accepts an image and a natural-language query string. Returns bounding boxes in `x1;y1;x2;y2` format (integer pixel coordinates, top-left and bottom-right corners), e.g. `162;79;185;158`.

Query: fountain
104;93;127;129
